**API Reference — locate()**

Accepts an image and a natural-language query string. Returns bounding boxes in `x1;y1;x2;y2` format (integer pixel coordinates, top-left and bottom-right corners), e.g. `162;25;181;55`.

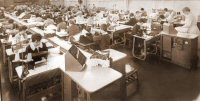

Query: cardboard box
163;23;177;34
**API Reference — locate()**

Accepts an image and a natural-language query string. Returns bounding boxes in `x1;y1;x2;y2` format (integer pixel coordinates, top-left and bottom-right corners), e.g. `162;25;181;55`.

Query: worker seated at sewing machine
125;13;137;26
4;25;28;50
2;26;27;53
131;19;161;59
92;24;110;50
57;17;68;32
44;14;55;28
24;33;48;69
3;19;15;29
125;19;144;39
1;19;17;39
158;14;168;25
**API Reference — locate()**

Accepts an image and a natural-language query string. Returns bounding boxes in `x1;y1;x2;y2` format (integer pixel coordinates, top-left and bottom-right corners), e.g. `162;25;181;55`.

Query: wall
1;0;51;7
64;0;78;6
0;0;4;7
128;0;156;13
77;0;200;17
128;0;200;18
64;0;87;7
87;0;126;10
51;0;64;6
64;0;126;10
1;0;14;7
173;0;200;17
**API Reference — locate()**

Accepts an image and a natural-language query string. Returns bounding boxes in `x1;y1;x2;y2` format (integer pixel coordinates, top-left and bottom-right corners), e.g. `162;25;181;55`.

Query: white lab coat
164;12;170;18
75;15;84;24
182;13;199;35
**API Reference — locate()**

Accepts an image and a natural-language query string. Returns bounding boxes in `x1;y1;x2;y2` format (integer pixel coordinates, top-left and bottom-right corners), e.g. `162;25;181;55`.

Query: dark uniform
25;42;48;62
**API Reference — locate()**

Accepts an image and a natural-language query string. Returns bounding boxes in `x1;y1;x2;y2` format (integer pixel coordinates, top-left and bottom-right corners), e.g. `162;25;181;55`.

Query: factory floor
1;47;200;101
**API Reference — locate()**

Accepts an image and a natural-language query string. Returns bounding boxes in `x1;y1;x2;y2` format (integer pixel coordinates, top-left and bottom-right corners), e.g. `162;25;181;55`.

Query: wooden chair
110;56;139;100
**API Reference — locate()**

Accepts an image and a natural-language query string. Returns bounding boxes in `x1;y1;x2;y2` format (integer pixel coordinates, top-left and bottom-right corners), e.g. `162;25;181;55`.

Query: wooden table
15;54;65;79
64;48;126;101
160;32;199;69
15;53;65;101
65;67;122;101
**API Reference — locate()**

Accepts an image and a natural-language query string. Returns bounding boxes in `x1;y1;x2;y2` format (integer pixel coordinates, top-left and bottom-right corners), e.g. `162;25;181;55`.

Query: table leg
86;92;90;101
2;43;6;64
143;40;147;60
76;85;91;101
132;37;136;57
77;85;84;101
8;59;13;83
18;80;21;100
132;37;147;60
111;32;114;46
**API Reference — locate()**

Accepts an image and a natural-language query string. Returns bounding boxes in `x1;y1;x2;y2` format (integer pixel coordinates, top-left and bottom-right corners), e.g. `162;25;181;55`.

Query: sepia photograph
0;0;200;101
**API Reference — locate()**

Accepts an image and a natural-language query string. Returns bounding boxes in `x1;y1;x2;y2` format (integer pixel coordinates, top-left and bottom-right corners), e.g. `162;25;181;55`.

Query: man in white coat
183;7;200;35
176;7;200;67
175;7;200;35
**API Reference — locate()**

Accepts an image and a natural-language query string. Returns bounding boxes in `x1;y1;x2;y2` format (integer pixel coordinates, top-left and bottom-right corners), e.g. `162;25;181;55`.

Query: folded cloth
88;59;110;67
46;24;57;30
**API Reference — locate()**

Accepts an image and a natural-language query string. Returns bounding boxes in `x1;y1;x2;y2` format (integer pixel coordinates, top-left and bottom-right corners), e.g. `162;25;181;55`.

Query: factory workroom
0;0;200;101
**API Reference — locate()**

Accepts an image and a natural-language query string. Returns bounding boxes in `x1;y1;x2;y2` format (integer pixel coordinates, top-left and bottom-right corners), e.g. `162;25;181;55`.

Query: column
124;0;129;11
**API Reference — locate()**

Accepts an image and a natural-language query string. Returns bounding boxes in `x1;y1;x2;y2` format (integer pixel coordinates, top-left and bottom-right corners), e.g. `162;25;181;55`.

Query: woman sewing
25;33;48;63
14;26;28;44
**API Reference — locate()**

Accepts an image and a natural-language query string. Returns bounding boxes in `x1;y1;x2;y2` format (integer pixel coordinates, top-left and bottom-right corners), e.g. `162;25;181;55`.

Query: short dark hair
141;8;144;11
182;7;190;12
31;34;42;42
159;14;165;19
164;8;168;11
136;11;140;13
19;26;27;31
68;12;72;15
46;14;52;19
57;17;63;23
138;19;144;23
8;19;14;23
96;10;100;13
35;13;41;17
100;24;108;31
129;13;134;17
69;19;75;25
